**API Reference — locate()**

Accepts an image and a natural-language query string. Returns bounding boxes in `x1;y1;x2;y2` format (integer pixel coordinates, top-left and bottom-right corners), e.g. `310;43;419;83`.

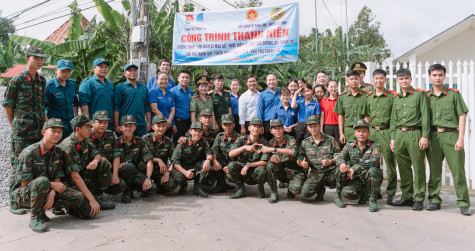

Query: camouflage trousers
119;163;157;195
151;163;178;193
12;176;92;218
74;158;115;199
302;167;339;198
171;160;215;187
227;161;267;187
266;161;305;195
9;138;39;209
336;167;383;201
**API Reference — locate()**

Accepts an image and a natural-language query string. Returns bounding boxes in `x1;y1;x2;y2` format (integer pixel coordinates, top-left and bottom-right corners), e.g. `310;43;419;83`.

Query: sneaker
334;194;346;208
368;201;379;212
99;201;116;210
268;192;279;203
9;207;27;215
29;218;47;233
229;187;246;199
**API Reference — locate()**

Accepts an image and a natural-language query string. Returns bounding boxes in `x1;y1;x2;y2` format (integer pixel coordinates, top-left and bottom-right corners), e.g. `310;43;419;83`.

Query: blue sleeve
147;76;156;91
149;88;157;104
44;83;52;117
113;84;122;112
257;93;264;120
316;103;321;115
269;106;277;120
144;89;151;113
170;93;175;108
78;80;91;107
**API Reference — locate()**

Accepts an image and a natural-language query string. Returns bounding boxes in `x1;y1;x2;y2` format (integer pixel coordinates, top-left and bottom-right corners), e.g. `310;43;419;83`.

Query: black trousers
174;118;191;145
323;124;343;148
233;115;240;134
295;122;310;146
262;121;273;141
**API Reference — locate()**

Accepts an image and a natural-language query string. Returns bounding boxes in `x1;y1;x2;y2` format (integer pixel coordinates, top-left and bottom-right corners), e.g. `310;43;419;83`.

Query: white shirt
238;89;260;125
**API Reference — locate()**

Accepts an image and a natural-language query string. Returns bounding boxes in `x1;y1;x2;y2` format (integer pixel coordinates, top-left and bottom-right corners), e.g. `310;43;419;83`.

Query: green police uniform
298;116;341;200
190;95;214;121
209;89;231;128
361;89;398;197
335;120;383;211
426;86;470;208
142;115;178;193
333;89;368;142
390;87;430;203
170;121;214;197
344;83;375;93
3;46;47;213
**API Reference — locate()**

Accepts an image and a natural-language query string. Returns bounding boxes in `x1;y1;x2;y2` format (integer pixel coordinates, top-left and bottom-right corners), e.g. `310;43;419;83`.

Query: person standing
291;83;320;146
348;62;374;92
3;46;47;215
169;70;193;144
190;75;218;130
147;59;175;91
78;58;115;130
209;74;231;130
149;71;175;139
313;70;328;89
114;64;151;137
45;59;78;142
238;75;260;136
229;79;241;134
269;88;298;136
257;74;280;141
426;64;471;216
320;80;341;146
361;69;398;205
314;84;326;103
389;68;430;211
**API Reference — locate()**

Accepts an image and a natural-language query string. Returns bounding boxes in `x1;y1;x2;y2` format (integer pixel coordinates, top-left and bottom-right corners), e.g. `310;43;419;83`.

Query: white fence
373;60;475;189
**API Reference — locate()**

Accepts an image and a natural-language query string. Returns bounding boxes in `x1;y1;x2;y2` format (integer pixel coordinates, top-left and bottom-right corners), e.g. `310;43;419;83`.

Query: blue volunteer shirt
114;81;151;126
257;88;280;121
78;75;115;126
269;102;297;127
45;77;79;132
149;87;175;126
170;85;192;120
147;75;176;91
230;93;240;116
296;98;321;122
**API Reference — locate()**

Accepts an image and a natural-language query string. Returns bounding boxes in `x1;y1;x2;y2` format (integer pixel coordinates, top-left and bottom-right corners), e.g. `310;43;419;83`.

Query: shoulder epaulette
365;83;374;86
448;88;459;92
223;89;230;93
425;90;431;93
338;91;348;96
415;88;425;92
388;90;398;95
344;85;349;88
392;92;399;98
362;90;371;93
207;90;214;94
192;95;199;98
365;92;373;98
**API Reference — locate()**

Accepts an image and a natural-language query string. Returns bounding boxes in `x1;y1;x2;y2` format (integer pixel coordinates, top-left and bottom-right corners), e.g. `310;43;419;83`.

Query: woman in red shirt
319;79;342;146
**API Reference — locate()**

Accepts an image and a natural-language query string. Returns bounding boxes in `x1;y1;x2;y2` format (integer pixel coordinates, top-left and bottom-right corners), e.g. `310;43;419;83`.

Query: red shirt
320;97;339;125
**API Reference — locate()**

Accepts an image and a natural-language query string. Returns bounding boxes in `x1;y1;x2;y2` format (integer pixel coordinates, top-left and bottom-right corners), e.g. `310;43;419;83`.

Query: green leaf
121;0;130;11
106;59;125;83
9;35;56;50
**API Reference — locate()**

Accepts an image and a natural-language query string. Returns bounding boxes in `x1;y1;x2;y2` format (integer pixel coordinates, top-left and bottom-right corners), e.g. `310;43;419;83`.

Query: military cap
25;46;45;57
93;58;110;66
306;115;320;125
190;121;204;130
351;62;367;71
43;118;65;130
221;114;234;123
353;119;369;129
124;63;138;72
121;115;136;125
200;107;213;116
71;114;93;129
250;117;263;125
195;75;211;86
56;59;73;70
92;110;109;121
152;114;167;124
270;119;283;127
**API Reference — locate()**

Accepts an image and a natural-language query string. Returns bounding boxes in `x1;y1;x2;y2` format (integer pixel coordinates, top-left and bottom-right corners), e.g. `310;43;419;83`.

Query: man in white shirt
239;75;260;136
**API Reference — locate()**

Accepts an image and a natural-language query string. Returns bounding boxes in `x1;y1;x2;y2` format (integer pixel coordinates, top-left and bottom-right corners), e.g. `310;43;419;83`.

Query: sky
2;0;474;60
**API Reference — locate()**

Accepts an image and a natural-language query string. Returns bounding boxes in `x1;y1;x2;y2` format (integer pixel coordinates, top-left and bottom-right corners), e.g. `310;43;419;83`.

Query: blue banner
172;3;299;65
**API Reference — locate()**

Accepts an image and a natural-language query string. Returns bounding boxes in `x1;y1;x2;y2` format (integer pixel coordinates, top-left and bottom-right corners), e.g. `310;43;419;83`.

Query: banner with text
172;3;299;65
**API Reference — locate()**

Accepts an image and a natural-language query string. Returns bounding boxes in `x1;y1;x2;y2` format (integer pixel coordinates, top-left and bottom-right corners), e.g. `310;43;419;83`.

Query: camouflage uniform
3;46;47;211
212;128;240;185
170;121;214;195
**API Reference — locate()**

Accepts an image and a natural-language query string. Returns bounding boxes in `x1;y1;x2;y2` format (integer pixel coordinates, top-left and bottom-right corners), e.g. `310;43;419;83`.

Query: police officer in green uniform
209;74;231;130
334;119;382;212
334;70;369;145
190;75;218;130
426;64;471;216
361;69;398;204
345;62;374;92
3;46;46;215
389;68;430;211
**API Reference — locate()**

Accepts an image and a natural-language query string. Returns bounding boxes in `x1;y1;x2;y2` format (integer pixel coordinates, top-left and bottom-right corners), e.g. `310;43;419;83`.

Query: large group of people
2;46;472;233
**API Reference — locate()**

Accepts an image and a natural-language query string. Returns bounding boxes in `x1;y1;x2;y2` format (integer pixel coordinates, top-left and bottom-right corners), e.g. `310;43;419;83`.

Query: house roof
44;14;89;44
395;14;475;62
1;64;55;78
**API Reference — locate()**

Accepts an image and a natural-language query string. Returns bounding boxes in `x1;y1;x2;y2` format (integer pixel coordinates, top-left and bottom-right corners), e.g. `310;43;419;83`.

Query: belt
432;126;458;133
399;126;422;131
175;118;190;122
371;125;390;131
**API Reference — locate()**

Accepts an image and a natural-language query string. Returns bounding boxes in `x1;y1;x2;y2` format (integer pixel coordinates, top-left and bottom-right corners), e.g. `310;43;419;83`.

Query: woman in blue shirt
270;87;297;136
149;71;175;138
291;83;321;146
229;78;241;133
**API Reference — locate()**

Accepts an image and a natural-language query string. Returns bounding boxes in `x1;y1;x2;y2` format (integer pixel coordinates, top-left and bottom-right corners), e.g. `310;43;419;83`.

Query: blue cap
124;63;138;72
93;58;110;67
56;59;73;70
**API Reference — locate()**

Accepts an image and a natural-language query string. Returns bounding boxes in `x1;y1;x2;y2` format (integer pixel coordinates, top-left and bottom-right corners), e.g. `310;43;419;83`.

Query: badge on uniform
84;149;88;153
198;147;203;150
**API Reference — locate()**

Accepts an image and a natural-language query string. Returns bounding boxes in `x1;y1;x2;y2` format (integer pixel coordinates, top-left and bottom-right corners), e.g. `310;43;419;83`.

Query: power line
6;0;51;19
321;0;338;27
185;0;212;11
221;0;237;9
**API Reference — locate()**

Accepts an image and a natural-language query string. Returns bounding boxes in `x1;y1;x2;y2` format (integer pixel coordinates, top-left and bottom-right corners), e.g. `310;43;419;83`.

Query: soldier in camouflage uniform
171;121;215;197
260;119;304;203
142;114;177;194
12;119;92;232
227;118;269;199
297;115;341;201
90;110;128;197
334;119;383;212
59;114;115;214
212;114;240;193
117;115;157;203
3;46;47;215
178;107;217;149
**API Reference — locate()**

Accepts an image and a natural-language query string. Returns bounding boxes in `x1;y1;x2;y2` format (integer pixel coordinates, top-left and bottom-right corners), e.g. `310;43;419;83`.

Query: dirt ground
0;182;474;251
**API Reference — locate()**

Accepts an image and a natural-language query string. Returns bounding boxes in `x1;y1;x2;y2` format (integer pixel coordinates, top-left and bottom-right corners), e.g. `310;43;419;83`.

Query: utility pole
130;0;150;83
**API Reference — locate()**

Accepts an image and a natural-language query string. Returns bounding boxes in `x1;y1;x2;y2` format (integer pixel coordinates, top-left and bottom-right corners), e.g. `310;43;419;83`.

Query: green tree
233;0;263;8
0;13;15;46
